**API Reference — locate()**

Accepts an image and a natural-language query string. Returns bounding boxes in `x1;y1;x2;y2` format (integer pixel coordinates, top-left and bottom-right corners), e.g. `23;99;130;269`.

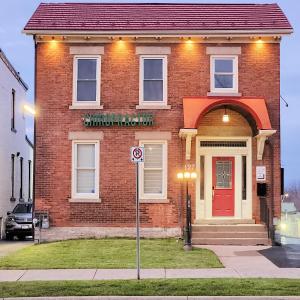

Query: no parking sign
130;146;145;280
130;147;144;163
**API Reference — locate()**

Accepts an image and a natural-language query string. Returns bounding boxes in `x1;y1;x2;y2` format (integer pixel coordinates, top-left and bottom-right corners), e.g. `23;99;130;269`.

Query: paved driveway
259;244;300;268
0;240;32;258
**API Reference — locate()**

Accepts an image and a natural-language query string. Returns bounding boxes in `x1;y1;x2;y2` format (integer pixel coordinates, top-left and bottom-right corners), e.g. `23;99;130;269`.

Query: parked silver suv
5;203;33;240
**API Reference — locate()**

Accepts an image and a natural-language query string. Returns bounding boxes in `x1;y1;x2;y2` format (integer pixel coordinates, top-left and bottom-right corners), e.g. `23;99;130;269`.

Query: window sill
207;92;242;97
136;104;171;110
69;198;101;203
139;199;170;204
69;105;104;110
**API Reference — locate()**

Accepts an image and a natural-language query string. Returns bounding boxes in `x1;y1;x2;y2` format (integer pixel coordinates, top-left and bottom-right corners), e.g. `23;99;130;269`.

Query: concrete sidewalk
1;245;300;281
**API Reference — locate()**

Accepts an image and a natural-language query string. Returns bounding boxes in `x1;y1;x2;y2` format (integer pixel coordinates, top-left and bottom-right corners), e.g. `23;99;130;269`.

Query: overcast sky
0;0;299;186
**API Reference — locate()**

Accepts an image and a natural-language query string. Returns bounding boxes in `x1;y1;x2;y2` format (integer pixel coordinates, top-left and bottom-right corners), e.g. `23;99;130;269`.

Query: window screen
77;59;97;101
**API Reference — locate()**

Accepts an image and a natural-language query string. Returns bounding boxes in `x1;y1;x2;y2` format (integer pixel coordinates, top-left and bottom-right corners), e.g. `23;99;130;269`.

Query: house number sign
83;113;154;127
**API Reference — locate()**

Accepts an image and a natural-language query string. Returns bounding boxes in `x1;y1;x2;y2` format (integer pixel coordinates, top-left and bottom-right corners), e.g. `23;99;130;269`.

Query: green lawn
1;279;300;297
0;238;222;269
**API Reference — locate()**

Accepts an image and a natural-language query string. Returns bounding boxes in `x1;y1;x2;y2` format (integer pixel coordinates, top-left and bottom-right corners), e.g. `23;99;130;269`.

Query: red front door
212;157;235;216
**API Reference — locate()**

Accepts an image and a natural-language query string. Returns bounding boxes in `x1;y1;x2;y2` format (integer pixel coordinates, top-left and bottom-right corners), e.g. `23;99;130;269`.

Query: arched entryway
179;97;276;222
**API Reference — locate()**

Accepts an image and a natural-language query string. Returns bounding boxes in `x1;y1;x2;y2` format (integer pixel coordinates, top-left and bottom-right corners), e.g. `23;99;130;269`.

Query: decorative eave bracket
179;129;198;160
255;129;277;160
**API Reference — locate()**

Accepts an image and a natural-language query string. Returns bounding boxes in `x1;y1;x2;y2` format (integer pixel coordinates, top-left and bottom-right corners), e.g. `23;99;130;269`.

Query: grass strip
1;279;300;298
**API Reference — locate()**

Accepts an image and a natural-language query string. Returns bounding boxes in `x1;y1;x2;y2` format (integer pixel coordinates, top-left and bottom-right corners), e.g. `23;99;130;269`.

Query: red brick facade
34;41;281;235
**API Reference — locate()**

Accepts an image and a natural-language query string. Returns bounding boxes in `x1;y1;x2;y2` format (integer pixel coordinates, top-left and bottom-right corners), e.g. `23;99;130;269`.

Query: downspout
32;35;37;241
266;139;275;244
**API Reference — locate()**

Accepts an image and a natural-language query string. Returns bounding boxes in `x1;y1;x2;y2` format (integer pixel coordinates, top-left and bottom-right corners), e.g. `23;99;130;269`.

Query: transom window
139;141;167;199
140;56;167;104
73;56;100;105
72;141;99;199
211;55;238;93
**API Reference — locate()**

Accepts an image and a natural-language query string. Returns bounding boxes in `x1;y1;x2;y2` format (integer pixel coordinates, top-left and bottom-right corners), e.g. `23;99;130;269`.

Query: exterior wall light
190;172;197;179
184;171;191;179
256;37;263;44
177;172;184;179
23;104;36;116
186;37;192;43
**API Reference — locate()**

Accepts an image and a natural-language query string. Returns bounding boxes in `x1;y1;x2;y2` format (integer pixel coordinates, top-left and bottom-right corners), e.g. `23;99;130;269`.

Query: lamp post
177;170;197;251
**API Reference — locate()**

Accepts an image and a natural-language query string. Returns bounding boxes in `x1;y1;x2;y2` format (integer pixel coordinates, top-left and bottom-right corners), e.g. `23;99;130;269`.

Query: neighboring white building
0;48;33;238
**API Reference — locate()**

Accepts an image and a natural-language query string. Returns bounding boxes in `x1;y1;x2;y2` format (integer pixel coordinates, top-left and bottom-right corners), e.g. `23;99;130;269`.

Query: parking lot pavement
259;244;300;268
0;240;33;258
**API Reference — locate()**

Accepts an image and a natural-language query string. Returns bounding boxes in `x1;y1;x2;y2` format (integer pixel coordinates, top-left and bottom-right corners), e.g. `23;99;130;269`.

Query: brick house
24;3;292;244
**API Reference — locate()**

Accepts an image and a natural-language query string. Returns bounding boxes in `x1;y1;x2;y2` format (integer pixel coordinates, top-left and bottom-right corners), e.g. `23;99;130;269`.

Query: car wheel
5;234;13;241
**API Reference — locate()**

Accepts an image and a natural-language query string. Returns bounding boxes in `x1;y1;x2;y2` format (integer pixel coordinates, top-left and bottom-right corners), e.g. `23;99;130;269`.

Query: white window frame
210;55;238;93
71;140;100;200
72;55;101;106
139;140;168;200
139;55;168;106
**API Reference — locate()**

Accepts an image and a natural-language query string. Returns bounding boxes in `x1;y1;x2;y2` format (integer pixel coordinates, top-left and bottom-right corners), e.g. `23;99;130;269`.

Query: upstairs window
73;56;100;105
139;56;167;105
210;56;238;93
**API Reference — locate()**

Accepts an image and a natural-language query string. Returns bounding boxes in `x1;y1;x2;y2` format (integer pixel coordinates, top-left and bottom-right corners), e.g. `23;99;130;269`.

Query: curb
3;296;300;300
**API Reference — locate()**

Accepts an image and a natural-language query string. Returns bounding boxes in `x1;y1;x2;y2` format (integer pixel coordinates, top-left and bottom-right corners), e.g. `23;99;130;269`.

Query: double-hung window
210;55;238;93
139;56;167;105
72;141;99;200
139;141;167;199
73;56;101;106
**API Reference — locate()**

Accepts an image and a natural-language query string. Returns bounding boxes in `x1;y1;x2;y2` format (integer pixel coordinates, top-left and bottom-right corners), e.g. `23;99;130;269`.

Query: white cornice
22;28;293;36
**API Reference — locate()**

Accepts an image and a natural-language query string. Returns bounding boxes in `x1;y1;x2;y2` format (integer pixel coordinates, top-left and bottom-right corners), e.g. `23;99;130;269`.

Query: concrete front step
194;219;255;225
192;231;268;239
192;224;267;233
192;237;270;245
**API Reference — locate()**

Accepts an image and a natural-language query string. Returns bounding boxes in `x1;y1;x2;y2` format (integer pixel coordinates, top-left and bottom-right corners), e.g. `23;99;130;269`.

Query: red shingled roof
24;3;292;33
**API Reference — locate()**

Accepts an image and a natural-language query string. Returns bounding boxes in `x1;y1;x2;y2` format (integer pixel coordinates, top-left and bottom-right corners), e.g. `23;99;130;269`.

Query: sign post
130;146;144;280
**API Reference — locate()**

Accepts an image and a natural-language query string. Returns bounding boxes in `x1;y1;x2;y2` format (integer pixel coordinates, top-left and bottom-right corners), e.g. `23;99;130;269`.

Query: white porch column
179;129;198;160
255;129;277;160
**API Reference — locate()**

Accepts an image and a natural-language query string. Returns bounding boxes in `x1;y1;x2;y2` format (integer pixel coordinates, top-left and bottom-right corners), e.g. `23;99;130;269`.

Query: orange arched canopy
183;97;272;130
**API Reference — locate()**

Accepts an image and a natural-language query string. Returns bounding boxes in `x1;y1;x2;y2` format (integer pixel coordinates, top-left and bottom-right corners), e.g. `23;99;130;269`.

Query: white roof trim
23;28;293;36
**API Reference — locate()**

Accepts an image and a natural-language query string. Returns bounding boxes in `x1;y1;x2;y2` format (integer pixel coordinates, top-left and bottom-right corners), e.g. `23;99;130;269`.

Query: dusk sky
0;0;299;186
